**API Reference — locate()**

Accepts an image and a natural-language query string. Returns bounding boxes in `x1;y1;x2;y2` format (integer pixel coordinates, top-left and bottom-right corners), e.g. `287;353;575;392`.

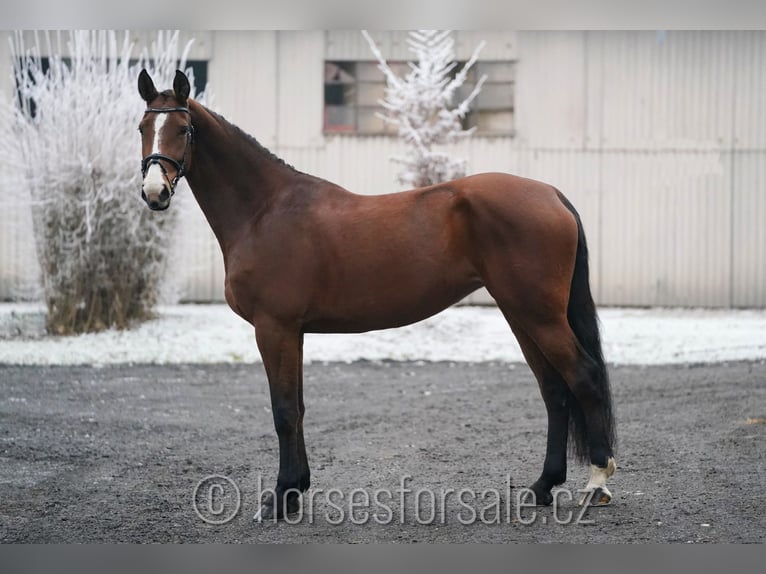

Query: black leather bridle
140;106;194;198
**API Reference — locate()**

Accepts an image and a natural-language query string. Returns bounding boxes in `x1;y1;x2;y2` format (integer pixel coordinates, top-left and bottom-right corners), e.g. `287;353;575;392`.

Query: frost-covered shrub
363;30;487;188
0;31;201;334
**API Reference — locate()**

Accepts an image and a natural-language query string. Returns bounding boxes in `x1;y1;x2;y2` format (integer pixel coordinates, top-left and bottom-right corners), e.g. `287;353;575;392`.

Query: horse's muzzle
141;186;171;211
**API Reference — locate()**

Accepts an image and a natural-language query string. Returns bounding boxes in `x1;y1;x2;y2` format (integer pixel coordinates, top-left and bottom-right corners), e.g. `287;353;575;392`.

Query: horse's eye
178;127;189;136
138;127;144;135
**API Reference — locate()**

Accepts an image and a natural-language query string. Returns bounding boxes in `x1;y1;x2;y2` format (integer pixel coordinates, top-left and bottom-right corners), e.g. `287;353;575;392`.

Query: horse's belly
303;273;483;334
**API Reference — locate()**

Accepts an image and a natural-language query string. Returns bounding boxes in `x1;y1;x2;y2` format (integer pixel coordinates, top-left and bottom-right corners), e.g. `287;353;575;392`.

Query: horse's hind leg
520;316;616;505
491;283;616;506
506;320;571;505
477;193;615;505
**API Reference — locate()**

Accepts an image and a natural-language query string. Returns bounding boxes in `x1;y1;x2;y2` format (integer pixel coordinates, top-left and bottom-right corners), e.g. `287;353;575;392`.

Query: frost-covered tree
362;30;487;188
0;31;202;334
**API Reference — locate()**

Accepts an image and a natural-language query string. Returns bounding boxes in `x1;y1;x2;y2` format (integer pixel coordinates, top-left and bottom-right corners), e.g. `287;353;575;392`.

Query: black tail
557;193;616;463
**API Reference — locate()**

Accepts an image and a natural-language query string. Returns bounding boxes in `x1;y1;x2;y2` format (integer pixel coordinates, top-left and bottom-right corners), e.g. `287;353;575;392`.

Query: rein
141;106;194;195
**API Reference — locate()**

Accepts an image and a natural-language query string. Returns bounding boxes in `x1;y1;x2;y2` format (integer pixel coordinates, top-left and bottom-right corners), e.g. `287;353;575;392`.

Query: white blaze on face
142;113;168;195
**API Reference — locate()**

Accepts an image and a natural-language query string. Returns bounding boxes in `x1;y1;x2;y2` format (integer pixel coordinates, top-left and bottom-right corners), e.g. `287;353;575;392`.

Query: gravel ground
0;361;764;543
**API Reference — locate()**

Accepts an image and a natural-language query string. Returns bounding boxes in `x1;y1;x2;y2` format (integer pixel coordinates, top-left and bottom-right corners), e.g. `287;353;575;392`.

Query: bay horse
138;70;616;520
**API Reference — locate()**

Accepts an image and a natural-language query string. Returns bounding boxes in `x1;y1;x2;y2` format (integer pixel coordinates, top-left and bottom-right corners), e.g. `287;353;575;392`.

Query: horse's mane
200;104;306;177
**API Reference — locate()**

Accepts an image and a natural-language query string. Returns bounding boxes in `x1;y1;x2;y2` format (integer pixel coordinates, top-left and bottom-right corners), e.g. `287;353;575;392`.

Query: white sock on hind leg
579;457;616;505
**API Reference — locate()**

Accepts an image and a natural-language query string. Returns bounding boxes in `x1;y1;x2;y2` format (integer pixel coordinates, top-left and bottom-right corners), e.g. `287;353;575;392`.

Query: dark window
323;60;515;136
184;60;208;96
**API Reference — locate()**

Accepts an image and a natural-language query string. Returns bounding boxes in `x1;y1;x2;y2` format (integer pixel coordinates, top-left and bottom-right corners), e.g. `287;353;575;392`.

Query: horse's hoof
578;485;613;506
253;502;275;522
578;457;616;506
520;486;553;506
253;491;303;522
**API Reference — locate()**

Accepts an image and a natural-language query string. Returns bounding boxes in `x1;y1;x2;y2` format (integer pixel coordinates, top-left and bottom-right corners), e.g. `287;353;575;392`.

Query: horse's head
137;69;194;211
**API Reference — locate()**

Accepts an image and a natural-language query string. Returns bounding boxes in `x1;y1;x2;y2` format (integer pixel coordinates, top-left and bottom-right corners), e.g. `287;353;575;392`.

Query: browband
145;107;191;114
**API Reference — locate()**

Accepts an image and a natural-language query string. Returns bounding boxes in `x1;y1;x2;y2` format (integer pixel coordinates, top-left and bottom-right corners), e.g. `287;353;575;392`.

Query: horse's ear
173;70;191;105
138;69;158;103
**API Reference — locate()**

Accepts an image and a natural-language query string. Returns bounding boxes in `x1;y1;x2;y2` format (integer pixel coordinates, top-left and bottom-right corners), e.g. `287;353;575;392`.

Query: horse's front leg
253;318;309;521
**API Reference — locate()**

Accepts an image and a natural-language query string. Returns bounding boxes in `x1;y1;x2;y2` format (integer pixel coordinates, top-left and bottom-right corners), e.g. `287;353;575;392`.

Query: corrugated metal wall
1;31;765;307
326;30;518;61
0;34;37;300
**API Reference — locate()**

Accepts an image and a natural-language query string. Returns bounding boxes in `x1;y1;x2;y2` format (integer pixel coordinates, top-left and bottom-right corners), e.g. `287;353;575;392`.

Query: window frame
322;59;516;138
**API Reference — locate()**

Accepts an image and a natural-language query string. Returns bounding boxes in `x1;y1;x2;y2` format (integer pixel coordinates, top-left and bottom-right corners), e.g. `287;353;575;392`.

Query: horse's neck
185;100;295;251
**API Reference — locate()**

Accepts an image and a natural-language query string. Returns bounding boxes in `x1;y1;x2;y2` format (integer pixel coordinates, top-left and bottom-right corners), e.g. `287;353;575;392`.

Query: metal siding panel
454;31;518;61
466;138;519;175
277;31;325;148
326;31;409;61
326;31;517;62
296;136;405;194
600;153;656;305
208;31;278;148
133;31;213;61
584;32;605;151
600;31;736;150
0;32;12;100
600;151;731;307
0;33;39;299
0;197;40;301
733;32;766;150
515;31;587;148
176;196;226;302
732;152;766;307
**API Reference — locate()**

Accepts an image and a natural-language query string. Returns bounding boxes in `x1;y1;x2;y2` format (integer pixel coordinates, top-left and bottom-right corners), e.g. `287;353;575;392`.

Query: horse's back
226;170;578;332
442;171;565;208
428;172;579;245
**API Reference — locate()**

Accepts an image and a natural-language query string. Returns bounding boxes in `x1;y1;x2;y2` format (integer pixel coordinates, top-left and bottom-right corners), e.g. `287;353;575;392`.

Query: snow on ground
0;303;765;366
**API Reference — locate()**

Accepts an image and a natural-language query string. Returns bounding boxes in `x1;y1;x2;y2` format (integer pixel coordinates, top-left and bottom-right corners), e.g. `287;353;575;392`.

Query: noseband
141;106;194;196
